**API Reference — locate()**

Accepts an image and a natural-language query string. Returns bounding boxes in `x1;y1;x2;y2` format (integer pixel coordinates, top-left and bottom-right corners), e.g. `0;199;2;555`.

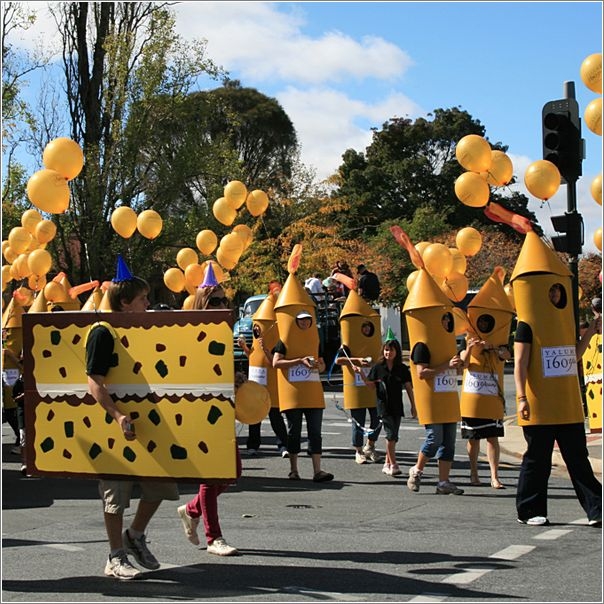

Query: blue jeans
350;407;382;447
420;422;457;462
283;408;323;455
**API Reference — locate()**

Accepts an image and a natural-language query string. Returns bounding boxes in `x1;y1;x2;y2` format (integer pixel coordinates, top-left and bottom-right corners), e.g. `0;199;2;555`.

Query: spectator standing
511;232;601;527
86;255;179;580
356;264;381;303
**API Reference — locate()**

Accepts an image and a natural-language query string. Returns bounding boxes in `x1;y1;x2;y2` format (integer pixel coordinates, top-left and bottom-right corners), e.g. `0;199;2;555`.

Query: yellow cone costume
339;290;382;409
273;273;324;411
460;267;515;420
583;332;602;432
510;231;584;425
403;269;460;424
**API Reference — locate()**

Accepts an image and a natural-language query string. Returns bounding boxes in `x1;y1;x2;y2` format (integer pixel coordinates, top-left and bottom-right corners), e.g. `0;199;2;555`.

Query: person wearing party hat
354;325;416;476
272;245;333;482
511;231;601;527
86;255;179;579
177;261;242;556
459;267;514;489
334;274;385;465
391;226;465;495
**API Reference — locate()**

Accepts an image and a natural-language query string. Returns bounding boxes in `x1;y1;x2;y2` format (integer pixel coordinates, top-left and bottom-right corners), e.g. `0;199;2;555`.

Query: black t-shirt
367;361;412;417
514;321;533;344
273;340;287;356
411;341;430;365
86;325;117;377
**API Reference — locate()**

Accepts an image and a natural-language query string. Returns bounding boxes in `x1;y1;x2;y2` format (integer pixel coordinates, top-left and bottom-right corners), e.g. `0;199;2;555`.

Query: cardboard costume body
511;231;584;425
403;269;461;425
460;268;514;420
273;273;324;412
583;332;602;432
248;293;280;409
339;290;382;409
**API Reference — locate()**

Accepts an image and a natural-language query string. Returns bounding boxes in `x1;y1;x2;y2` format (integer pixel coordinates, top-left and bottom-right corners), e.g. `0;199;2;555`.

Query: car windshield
243;299;264;317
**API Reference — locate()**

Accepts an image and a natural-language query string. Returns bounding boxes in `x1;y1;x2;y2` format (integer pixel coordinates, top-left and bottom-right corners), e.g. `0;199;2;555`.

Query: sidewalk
500;415;602;479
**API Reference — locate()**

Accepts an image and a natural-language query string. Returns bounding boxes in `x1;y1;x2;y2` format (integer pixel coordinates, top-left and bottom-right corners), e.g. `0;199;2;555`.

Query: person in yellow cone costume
272;245;333;482
459;267;514;489
512;231;601;526
334;278;384;465
238;289;288;456
404;267;465;495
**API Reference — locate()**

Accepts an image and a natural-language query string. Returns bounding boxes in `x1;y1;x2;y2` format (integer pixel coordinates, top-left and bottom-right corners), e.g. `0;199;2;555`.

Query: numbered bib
434;369;458;392
248;365;267;385
288;364;320;383
354;367;370;387
2;368;19;387
541;346;578;378
463;370;499;395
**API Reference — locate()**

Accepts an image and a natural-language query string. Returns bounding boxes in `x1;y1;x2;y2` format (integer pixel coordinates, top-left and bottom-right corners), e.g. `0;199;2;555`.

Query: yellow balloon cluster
109;207;163;240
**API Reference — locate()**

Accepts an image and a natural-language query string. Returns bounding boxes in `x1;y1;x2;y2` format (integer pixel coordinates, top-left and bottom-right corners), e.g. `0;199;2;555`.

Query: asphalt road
2;373;602;603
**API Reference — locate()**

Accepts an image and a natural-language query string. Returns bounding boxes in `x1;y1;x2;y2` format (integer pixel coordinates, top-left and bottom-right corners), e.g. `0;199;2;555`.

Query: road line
441;567;493;584
44;543;84;552
409;594;448;602
489;544;535;559
533;529;573;540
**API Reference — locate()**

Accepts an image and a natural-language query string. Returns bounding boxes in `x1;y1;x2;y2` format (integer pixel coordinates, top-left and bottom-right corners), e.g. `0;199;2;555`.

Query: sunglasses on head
208;296;228;307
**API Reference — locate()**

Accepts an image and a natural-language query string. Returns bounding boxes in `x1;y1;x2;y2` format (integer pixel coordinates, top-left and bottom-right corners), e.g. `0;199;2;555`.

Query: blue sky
8;2;604;254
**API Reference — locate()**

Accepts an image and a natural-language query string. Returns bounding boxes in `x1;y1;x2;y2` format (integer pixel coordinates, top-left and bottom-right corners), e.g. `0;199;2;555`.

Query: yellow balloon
182;294;196;310
594;228;602;252
456;227;482;257
584;97;602;136
164;267;186;293
137;210;163;240
224;180;248;209
235;380;271;424
455;134;492;173
415;241;430;257
8;227;33;255
196;230;218;255
406;270;419;292
3;246;18;264
27;249;53;277
449;247;467;275
480;150;513;187
591;173;602;205
176;247;198;270
21;209;43;234
216;246;238;270
43;137;84;180
110;207;138;239
220;233;244;259
246;189;269;217
233;224;253;249
184;263;204;288
441;271;469;302
524;160;561;200
422;243;453;279
28;273;47;292
213;197;237;226
454;172;490;207
11;255;32;280
26;169;70;214
44;280;68;302
35;219;57;244
580;53;602;94
2;264;12;285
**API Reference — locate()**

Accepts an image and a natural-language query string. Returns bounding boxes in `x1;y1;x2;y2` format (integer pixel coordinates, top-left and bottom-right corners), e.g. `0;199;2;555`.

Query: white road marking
533;529;573;540
44;543;84;552
409;594;448;602
490;544;535;559
441;567;493;584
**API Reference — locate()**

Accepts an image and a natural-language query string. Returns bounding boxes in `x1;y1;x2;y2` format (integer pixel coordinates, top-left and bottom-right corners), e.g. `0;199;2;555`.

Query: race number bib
354;367;370;387
541;346;578;378
288;364;321;383
434;369;458;392
248;365;267;385
463;371;499;395
2;368;19;387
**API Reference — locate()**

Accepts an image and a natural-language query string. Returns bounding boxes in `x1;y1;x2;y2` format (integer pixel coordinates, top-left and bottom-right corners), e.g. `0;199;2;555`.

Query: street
2;373;602;603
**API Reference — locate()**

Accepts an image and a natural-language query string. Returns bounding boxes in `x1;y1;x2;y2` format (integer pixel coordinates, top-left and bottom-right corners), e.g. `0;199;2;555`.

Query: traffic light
542;98;583;184
551;212;583;255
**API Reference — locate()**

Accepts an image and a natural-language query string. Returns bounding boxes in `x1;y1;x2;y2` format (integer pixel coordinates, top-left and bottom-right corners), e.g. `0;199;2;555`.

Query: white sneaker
517;516;549;526
355;451;367;464
177;505;200;545
207;537;239;556
362;444;381;463
104;552;141;580
436;480;464;495
279;446;289;458
382;463;393;475
390;463;402;476
407;466;422;492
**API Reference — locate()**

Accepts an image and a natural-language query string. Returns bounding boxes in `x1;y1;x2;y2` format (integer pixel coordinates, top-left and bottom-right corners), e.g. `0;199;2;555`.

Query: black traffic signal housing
542;98;583;184
551;212;583;255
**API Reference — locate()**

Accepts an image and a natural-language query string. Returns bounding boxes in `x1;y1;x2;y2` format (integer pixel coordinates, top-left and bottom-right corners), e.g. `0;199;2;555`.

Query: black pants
516;422;602;522
246;407;288;450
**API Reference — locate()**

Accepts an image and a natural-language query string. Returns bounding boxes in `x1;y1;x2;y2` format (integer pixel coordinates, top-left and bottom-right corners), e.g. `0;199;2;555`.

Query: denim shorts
420;422;457;461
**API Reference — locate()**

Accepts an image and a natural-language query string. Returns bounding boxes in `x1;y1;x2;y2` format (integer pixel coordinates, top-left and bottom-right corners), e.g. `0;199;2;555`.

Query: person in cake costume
391;227;465;495
332;273;384;465
458;266;514;489
272;245;333;483
511;230;602;527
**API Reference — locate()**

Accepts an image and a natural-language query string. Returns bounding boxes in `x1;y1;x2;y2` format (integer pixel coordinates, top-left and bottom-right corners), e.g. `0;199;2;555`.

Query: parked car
233;294;268;372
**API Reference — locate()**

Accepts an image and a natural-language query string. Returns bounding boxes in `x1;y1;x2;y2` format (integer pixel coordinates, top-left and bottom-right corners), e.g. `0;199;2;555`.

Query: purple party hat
113;254;134;283
200;262;219;288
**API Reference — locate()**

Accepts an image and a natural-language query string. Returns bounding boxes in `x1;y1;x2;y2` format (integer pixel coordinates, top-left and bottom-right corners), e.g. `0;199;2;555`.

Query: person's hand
118;415;136;441
237;336;246;348
410;405;417;419
518;399;530;421
449;354;463;368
